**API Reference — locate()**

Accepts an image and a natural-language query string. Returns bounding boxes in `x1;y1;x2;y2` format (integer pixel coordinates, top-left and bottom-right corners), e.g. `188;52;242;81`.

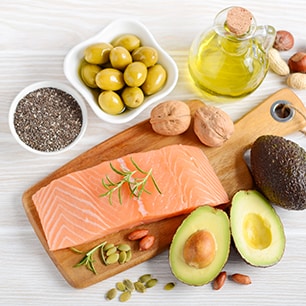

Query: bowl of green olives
64;18;178;124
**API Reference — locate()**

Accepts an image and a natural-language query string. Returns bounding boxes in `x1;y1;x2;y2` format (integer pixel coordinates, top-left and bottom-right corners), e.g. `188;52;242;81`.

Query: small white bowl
64;18;178;124
9;81;87;155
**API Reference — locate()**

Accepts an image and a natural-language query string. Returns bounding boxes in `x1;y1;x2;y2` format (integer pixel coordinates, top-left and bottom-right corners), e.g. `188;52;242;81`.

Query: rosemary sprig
100;158;161;205
71;241;107;274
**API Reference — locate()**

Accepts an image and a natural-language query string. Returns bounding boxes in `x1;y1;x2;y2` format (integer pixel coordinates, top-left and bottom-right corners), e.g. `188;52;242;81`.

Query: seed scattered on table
105;288;117;300
163;282;176;290
13;87;83;152
105;274;161;302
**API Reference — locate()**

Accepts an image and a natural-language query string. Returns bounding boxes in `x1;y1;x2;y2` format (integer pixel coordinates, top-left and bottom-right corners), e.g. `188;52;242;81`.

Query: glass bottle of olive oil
189;7;275;101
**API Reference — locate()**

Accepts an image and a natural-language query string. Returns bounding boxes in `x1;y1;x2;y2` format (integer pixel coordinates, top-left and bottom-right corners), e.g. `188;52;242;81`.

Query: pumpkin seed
106;253;119;265
116;281;126;292
105;288;117;300
117;243;131;252
145;278;158;288
119;291;131;302
123;279;135;292
139;274;151;283
106;246;117;256
118;251;127;264
125;250;132;262
164;282;176;290
134;281;146;293
103;243;114;252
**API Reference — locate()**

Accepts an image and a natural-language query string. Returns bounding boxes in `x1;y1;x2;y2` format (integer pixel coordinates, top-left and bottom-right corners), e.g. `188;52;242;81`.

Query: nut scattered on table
213;271;227;290
288;52;306;73
128;229;149;241
230;273;252;285
150;100;191;136
268;48;290;76
139;235;155;251
286;73;306;89
273;30;294;51
193;104;234;147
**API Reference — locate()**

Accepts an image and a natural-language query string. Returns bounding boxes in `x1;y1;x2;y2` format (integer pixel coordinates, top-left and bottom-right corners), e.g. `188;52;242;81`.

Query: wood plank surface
22;88;306;288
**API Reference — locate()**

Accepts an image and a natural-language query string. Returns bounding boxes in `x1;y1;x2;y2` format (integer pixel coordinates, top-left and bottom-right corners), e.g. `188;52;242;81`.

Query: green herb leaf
100;158;161;205
72;241;107;274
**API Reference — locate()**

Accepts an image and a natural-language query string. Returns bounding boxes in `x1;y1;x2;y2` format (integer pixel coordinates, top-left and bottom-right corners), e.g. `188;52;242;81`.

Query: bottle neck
218;34;251;56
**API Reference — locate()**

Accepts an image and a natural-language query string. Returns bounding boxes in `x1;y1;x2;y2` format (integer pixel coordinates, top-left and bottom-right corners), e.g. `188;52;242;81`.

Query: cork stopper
226;7;253;36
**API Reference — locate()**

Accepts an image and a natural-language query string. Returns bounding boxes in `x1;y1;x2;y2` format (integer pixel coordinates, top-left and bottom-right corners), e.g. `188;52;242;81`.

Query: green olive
112;34;141;52
123;62;147;87
109;46;132;70
84;43;113;65
98;90;125;115
122;87;145;108
141;64;167;95
95;68;125;91
80;63;101;88
132;46;158;67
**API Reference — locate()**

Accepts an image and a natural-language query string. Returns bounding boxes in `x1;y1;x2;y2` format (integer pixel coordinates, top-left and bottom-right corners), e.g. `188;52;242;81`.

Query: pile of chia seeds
13;87;83;152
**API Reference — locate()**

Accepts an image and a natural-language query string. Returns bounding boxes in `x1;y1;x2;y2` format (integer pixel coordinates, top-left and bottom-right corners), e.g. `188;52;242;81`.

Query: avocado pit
169;205;231;286
183;230;216;269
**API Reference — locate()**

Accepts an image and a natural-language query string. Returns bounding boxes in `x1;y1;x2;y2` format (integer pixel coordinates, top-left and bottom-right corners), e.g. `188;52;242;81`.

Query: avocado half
251;135;306;210
169;205;230;286
230;190;286;267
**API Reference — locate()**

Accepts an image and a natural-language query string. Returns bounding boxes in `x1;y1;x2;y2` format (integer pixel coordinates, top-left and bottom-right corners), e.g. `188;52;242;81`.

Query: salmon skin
32;144;229;251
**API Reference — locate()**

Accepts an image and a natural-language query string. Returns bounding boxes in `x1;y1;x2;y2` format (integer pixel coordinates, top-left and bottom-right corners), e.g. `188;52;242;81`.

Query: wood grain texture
22;90;306;288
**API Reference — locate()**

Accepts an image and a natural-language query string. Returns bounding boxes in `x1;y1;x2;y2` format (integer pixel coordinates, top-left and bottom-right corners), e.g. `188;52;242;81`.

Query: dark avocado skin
250;135;306;210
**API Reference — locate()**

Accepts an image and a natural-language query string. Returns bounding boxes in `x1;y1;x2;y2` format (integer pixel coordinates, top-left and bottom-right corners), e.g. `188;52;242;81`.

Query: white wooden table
1;1;306;305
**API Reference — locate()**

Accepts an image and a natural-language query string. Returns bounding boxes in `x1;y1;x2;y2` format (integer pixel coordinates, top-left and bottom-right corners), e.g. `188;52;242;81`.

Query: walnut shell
193;105;234;147
150;100;191;136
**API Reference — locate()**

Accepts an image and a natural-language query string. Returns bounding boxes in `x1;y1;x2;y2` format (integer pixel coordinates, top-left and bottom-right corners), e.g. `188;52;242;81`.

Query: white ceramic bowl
9;81;87;155
64;18;178;124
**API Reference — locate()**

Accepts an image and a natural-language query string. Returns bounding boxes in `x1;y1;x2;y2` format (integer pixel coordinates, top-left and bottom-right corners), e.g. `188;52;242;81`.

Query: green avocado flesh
230;190;286;267
169;205;230;286
251;135;306;210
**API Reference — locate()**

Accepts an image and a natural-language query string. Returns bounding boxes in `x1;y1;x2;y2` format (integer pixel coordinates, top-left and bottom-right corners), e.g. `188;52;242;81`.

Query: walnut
193;105;234;147
150;100;191;136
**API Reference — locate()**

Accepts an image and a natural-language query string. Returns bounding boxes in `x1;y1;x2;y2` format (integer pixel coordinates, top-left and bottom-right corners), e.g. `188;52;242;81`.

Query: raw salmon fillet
32;144;229;250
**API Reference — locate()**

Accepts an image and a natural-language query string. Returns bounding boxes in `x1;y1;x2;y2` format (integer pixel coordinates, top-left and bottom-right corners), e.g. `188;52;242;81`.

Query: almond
127;229;149;241
213;271;227;290
139;235;155;251
230;273;252;285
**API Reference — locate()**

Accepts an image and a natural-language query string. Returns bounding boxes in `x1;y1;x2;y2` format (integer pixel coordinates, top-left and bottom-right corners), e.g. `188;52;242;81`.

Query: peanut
268;48;290;76
230;273;252;285
213;271;227;290
127;229;149;241
139;235;155;251
287;73;306;90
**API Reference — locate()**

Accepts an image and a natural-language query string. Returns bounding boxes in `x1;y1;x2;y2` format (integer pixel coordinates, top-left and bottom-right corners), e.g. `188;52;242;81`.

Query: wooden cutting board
22;88;306;288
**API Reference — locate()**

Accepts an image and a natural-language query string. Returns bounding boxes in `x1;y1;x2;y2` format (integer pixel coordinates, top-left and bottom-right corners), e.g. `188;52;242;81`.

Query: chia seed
13;87;83;152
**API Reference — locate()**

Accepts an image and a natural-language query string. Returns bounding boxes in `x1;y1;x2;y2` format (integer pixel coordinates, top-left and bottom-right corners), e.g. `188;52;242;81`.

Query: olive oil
189;30;269;100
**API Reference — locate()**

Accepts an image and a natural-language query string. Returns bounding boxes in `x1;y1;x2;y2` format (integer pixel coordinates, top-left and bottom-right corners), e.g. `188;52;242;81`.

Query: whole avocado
250;135;306;210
